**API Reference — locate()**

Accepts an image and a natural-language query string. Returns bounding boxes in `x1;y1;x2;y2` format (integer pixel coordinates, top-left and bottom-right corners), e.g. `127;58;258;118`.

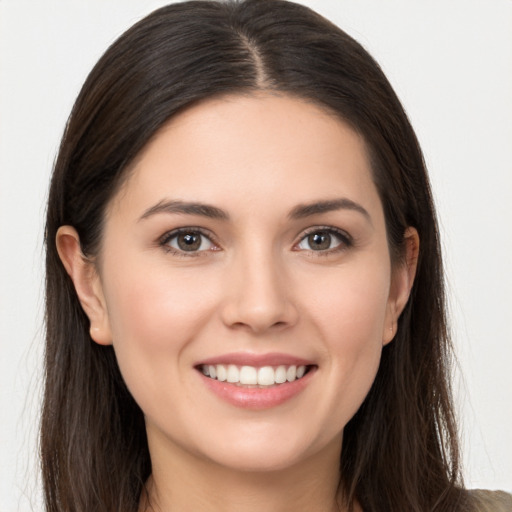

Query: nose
220;248;299;334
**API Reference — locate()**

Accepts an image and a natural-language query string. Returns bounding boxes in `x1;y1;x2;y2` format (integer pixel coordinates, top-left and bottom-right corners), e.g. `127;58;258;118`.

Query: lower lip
198;368;316;410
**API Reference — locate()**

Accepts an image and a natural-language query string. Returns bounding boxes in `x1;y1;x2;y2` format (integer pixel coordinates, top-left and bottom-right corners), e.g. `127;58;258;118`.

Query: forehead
108;93;381;221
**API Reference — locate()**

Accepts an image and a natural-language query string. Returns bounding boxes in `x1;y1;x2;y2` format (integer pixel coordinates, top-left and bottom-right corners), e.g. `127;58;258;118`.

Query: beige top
471;490;512;512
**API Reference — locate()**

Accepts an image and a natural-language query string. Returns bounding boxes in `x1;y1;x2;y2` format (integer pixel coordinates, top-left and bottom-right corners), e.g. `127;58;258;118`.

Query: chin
205;446;311;474
194;424;341;474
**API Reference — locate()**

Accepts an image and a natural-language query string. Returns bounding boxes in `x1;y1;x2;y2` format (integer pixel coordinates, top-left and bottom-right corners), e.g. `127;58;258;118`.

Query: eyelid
157;225;352;256
293;225;353;253
158;226;220;255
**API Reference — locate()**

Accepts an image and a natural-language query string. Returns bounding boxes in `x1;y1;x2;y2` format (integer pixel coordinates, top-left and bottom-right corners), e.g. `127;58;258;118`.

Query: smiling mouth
198;364;314;387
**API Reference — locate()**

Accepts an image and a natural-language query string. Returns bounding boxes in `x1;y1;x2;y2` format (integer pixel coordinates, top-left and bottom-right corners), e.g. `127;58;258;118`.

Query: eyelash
294;226;353;256
159;227;219;257
158;226;353;257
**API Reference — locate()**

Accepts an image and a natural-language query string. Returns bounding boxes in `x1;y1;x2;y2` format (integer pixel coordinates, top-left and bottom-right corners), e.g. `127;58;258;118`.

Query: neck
140;432;347;512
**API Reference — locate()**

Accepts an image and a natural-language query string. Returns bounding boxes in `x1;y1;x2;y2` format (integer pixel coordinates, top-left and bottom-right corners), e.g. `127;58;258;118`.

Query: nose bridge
221;238;297;333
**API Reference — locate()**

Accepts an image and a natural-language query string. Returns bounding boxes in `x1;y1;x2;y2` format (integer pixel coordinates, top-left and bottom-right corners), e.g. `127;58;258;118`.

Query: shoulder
468;489;512;512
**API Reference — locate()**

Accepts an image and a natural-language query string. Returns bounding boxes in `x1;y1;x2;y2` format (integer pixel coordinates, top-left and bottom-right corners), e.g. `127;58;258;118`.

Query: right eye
161;229;217;254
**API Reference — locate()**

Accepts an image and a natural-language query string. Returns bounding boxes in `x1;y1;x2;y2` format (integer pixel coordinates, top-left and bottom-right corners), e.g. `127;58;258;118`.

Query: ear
383;227;419;345
56;226;112;345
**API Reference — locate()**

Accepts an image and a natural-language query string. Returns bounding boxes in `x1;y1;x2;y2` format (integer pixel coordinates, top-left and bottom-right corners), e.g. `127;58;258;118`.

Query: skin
57;93;418;512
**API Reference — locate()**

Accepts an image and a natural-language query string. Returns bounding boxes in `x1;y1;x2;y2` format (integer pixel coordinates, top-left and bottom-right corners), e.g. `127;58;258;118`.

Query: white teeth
226;364;239;383
200;363;309;386
257;366;275;386
216;364;227;382
275;365;287;384
286;365;297;382
239;366;258;385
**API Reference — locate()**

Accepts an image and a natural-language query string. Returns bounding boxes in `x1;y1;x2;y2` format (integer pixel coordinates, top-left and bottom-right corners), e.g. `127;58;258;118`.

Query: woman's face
83;94;413;472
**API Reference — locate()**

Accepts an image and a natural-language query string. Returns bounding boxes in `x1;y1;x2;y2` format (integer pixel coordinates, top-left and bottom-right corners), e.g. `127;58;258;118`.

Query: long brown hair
42;1;472;510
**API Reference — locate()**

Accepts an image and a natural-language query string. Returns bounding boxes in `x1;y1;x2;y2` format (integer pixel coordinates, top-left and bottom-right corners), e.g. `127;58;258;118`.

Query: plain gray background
1;1;511;510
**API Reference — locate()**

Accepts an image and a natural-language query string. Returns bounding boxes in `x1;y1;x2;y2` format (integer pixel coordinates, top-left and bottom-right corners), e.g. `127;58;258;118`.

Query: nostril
227;318;290;333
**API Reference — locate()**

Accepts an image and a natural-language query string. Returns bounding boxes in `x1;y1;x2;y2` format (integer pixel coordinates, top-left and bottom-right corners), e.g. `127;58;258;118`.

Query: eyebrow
288;198;371;223
139;197;371;224
139;200;229;221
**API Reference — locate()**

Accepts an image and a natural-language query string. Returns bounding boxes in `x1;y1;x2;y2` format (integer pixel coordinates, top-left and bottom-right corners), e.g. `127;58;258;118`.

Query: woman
41;1;511;511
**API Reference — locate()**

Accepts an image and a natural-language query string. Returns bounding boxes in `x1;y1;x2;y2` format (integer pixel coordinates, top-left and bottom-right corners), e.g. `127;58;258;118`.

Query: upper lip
195;352;315;368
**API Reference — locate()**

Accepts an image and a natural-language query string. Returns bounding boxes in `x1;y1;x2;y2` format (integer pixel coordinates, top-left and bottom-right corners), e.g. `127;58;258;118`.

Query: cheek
102;265;217;398
305;263;390;346
300;264;390;414
106;264;214;345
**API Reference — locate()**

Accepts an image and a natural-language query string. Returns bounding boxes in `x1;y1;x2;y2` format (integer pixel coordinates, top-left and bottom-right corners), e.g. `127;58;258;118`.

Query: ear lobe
383;227;420;345
56;226;112;345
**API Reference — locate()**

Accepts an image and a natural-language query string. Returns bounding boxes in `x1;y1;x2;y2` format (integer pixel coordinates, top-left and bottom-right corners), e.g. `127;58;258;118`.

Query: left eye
296;229;346;251
165;230;215;252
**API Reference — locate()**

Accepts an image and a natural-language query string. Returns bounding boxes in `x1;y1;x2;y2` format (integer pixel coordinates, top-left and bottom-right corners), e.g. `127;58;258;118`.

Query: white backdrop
1;1;511;510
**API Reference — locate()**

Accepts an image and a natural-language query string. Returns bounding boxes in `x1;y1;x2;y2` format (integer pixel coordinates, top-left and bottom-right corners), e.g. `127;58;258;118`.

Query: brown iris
177;232;202;251
307;232;332;250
